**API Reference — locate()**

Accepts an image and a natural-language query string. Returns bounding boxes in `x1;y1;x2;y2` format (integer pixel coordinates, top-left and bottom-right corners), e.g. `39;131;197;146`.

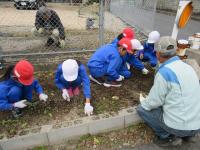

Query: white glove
142;68;149;75
126;62;131;70
139;93;147;103
13;100;27;108
39;93;48;102
60;40;65;48
52;29;59;37
38;28;44;34
62;89;70;102
116;75;125;82
84;103;93;116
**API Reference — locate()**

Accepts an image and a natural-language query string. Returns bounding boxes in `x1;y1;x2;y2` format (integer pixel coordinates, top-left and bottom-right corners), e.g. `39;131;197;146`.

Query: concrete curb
0;106;142;150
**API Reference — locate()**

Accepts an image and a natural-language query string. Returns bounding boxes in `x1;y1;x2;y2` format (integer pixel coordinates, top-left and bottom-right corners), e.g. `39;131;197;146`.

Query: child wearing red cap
88;38;132;87
0;60;48;118
111;27;135;46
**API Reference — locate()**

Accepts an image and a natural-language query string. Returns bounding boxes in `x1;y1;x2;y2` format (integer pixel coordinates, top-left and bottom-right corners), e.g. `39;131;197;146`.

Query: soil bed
0;60;154;139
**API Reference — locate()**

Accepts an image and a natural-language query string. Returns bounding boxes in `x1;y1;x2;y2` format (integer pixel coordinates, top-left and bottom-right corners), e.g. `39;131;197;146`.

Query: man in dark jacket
31;6;65;48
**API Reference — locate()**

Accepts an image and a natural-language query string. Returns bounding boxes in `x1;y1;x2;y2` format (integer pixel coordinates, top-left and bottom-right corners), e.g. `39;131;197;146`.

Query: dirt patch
0;60;154;138
33;123;154;150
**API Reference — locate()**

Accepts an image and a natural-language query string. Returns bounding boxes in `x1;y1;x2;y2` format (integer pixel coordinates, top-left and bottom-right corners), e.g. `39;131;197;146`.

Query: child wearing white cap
55;59;93;116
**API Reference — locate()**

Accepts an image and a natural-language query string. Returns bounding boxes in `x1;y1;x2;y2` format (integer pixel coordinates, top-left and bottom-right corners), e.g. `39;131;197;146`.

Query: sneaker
89;75;104;85
12;108;22;118
103;80;122;87
67;88;74;97
154;136;182;147
73;87;80;96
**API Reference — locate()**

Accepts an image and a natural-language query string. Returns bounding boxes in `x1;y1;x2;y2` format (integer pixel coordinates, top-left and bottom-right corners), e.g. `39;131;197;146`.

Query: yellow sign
178;2;193;28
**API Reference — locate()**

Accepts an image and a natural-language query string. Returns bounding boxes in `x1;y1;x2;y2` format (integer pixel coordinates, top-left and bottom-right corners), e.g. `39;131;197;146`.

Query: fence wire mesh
0;0;199;57
0;0;101;55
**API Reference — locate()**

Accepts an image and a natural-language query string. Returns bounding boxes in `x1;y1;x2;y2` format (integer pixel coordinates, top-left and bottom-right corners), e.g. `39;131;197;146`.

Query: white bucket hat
131;39;144;50
62;59;78;82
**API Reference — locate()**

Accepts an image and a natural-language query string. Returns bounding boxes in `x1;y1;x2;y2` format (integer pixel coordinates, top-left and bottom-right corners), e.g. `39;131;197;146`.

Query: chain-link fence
0;0;199;57
0;0;102;56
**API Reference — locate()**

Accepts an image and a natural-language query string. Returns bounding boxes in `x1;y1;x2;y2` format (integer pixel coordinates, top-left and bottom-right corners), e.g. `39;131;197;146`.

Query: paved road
110;1;200;39
154;12;200;39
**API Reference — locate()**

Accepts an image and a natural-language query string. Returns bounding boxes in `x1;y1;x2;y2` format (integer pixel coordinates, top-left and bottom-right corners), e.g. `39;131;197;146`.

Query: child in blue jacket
88;38;132;87
55;59;93;116
111;27;135;46
138;31;160;67
122;39;149;75
0;60;48;117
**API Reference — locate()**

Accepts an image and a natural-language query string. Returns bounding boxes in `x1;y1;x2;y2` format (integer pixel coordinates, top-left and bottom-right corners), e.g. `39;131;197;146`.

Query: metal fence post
99;0;104;46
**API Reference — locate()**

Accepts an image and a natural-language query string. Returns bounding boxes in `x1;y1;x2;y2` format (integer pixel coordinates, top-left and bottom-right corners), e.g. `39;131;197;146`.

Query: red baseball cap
123;27;135;39
118;38;132;54
14;60;34;85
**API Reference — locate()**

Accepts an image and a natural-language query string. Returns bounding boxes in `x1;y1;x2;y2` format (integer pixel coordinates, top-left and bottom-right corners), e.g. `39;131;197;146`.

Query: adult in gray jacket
31;6;65;48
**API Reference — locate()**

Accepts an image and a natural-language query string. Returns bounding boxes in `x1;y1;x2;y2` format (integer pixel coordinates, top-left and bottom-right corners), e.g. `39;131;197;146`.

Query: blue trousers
89;66;131;81
143;52;157;67
137;105;200;139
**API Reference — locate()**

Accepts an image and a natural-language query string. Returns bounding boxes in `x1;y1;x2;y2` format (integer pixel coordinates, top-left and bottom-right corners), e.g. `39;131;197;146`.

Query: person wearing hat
111;27;135;46
137;36;200;146
31;6;65;48
87;38;132;87
55;59;93;116
0;60;48;117
138;31;160;68
123;39;149;75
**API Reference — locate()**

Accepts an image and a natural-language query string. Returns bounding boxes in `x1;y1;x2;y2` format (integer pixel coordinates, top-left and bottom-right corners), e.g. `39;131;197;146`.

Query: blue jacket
0;78;43;110
122;53;144;70
88;44;122;80
143;42;155;54
110;37;119;46
55;63;91;98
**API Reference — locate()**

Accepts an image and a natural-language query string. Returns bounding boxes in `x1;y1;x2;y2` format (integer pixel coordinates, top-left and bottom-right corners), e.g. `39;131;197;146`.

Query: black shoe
89;75;104;85
103;80;122;87
12;108;22;118
46;37;55;47
154;136;182;147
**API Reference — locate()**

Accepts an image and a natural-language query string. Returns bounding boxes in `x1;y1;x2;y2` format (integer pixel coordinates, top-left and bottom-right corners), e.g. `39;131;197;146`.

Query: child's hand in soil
13;100;27;108
39;93;48;102
84;103;93;116
62;89;70;102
